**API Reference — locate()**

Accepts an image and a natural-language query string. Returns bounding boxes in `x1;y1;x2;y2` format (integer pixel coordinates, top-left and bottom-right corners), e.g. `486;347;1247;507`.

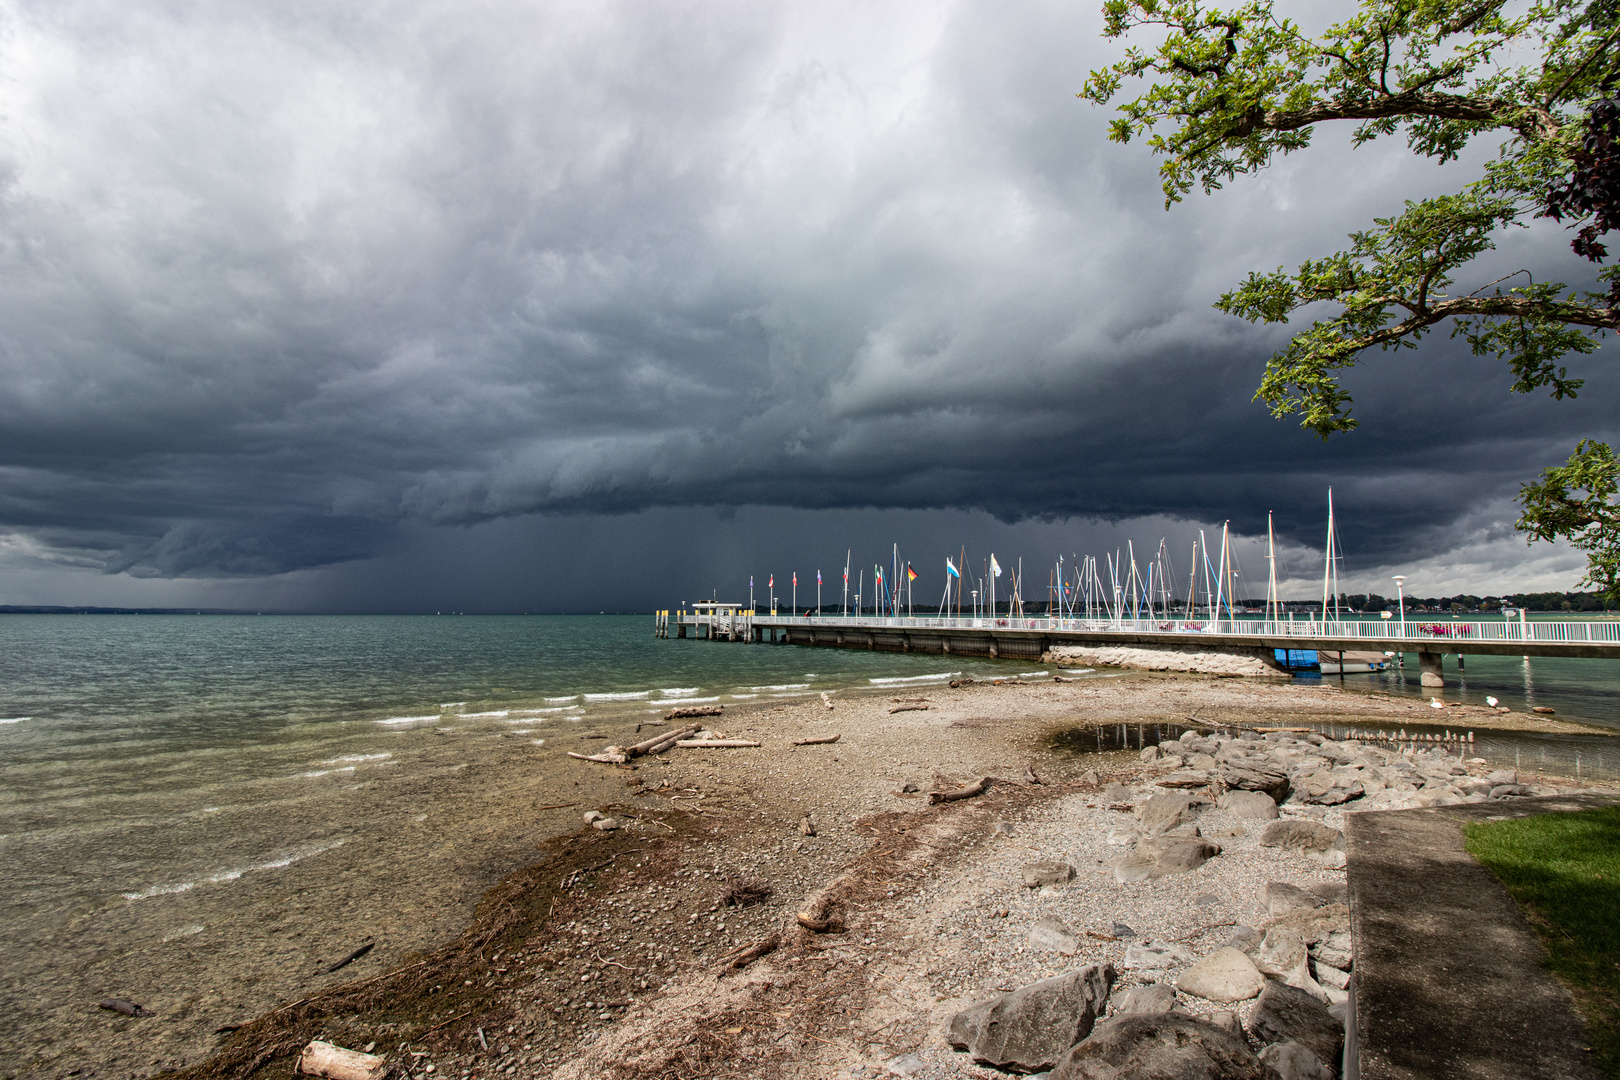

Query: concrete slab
1346;795;1619;1080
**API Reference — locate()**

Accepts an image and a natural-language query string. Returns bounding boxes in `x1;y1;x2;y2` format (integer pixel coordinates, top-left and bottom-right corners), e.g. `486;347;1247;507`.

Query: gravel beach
162;669;1617;1080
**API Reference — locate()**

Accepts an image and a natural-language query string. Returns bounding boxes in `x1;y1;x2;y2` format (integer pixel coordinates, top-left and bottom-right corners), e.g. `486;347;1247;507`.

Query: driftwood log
819;692;834;710
792;733;840;745
566;750;628;764
297;1041;387;1080
928;777;991;804
675;738;761;748
666;705;724;720
888;704;930;714
625;724;699;757
99;998;152;1018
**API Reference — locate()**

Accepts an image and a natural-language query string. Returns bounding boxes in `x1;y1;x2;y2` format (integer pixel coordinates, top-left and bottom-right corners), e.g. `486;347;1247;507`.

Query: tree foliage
1081;0;1619;587
1517;439;1620;602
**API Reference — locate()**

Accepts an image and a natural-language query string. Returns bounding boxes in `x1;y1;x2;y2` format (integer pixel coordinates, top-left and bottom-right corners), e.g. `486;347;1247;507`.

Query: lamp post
1393;575;1407;670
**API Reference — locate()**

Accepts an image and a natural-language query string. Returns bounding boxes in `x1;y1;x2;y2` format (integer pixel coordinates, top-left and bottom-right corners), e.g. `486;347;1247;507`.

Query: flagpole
817;572;821;616
793;573;797;616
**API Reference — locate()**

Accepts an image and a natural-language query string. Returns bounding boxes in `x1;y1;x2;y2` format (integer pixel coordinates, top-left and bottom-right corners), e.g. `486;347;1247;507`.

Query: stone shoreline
165;671;1617;1080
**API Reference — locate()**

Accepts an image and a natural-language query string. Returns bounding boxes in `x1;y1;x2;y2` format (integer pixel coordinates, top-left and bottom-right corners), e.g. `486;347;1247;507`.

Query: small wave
123;881;196;901
202;840;345;885
508;728;534;734
0;717;31;724
459;710;511;718
583;691;652;701
324;753;393;764
531;738;547;745
439;702;467;709
299;766;357;778
659;688;701;697
748;683;810;692
376;715;438;726
770;692;812;698
730;693;759;699
545;695;580;703
1016;671;1048;678
868;672;960;685
1062;668;1095;675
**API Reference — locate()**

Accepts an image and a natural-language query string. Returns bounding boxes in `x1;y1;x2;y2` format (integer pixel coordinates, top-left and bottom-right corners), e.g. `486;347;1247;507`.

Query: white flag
990;554;1002;577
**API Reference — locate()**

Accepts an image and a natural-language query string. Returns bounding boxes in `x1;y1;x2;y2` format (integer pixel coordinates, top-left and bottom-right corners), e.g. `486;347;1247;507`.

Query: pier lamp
1393;576;1406;638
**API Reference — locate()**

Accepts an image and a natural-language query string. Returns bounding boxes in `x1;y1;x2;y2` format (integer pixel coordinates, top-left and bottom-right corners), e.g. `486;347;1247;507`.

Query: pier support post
989;638;999;658
1418;651;1445;687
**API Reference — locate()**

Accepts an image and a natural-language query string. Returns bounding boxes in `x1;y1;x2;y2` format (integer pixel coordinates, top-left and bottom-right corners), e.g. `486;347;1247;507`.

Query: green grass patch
1465;806;1620;1079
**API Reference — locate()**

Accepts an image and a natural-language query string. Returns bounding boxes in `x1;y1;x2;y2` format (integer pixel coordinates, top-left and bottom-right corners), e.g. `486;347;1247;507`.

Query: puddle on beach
1047;722;1200;755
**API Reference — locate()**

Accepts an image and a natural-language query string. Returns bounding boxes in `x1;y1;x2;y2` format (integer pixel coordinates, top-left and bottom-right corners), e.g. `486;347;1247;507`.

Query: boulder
1312;961;1349;991
1307;882;1348;906
1247;981;1343;1066
1139;745;1161;762
1105;783;1137;806
1174;947;1264;1003
1050;1014;1271;1080
1115;837;1220;883
1224;926;1261;956
1111;983;1178;1016
1264;882;1325;918
1138;791;1199;837
1309;930;1352;971
1259;821;1344;855
1219;760;1290;800
1206;1010;1243;1039
1030;916;1081;955
1485;768;1518;786
946;964;1116;1074
1216;791;1278;819
1258;1042;1332;1080
1255;927;1308;979
1024;861;1078;888
1122;941;1195;971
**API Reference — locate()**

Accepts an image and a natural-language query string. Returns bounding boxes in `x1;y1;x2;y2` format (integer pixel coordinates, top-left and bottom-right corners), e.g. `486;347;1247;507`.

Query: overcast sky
0;0;1612;612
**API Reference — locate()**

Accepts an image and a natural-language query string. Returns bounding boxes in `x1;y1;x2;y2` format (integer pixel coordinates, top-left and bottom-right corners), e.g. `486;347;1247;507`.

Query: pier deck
663;611;1620;685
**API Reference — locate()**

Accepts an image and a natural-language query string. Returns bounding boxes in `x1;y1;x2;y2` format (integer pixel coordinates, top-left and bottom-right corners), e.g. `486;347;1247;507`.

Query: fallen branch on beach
928;777;991;804
567;750;628;764
666;705;724;720
795;911;843;933
888;705;930;714
675;738;762;748
719;931;780;973
625;724;699;757
793;733;840;745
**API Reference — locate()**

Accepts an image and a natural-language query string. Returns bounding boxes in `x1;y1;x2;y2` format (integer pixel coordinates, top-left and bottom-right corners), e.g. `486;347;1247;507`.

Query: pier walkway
662;610;1620;686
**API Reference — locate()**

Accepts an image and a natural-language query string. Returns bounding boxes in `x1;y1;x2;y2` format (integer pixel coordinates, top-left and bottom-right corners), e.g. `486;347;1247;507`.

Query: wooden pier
659;610;1620;687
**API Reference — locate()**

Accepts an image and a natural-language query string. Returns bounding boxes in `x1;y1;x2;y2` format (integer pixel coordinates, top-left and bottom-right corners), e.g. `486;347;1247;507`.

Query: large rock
1138;791;1199;836
1246;981;1343;1066
1050;1014;1272;1080
1115;837;1221;883
1258;1042;1332;1080
1216;791;1278;819
1174;947;1264;1003
1263;882;1323;918
1111;983;1178;1016
1309;929;1353;970
1255;927;1308;979
1024;861;1078;888
1218;759;1290;800
1259;821;1344;854
1105;783;1136;806
946;964;1115;1073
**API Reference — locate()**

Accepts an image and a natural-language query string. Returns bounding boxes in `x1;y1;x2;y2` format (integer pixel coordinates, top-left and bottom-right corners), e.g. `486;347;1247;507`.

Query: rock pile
948;872;1354;1079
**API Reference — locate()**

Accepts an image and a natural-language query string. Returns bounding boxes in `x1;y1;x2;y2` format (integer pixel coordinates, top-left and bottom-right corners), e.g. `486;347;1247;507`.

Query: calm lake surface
0;613;1614;1077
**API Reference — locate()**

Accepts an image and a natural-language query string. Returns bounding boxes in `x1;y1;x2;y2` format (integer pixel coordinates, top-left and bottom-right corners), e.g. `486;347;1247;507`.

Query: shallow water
0;614;1025;1077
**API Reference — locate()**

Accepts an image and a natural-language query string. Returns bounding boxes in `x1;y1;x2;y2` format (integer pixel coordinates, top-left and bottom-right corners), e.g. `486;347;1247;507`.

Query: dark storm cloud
0;0;1611;595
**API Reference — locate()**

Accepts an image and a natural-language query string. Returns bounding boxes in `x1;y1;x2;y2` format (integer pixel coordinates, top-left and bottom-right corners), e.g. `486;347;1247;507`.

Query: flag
750;576;754;587
843;568;848;582
793;572;797;587
875;567;883;583
907;566;918;582
946;558;960;578
768;575;773;588
990;555;1002;577
817;570;822;585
